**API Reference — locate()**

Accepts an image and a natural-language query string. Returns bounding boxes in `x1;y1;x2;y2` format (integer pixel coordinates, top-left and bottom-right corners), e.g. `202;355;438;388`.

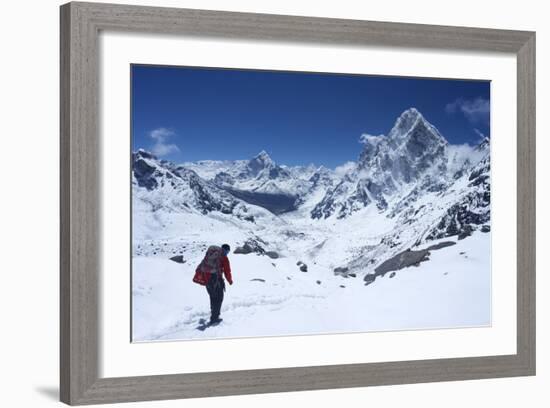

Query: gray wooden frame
60;1;536;405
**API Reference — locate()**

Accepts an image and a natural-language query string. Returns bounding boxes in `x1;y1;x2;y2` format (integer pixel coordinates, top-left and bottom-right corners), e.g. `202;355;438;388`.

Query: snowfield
132;232;490;341
131;108;492;342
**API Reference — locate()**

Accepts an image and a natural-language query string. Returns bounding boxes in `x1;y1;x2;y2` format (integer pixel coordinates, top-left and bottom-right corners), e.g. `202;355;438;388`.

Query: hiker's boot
209;317;223;325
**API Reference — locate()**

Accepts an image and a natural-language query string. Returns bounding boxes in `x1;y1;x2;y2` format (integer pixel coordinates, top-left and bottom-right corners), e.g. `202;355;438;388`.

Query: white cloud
446;143;485;174
334;161;356;177
445;97;490;124
149;128;180;156
359;133;385;145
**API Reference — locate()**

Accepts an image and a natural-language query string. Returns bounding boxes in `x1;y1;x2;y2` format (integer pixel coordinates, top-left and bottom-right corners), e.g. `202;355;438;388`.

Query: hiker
193;244;233;325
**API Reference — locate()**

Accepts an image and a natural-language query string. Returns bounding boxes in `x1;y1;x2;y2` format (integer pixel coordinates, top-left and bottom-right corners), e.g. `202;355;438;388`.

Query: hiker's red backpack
193;245;223;286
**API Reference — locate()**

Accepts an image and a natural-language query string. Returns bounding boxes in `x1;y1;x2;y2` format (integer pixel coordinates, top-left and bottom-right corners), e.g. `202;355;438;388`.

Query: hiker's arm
222;257;233;285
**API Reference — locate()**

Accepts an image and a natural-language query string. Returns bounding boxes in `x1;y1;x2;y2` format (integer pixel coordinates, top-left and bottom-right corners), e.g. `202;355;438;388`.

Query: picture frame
60;1;536;405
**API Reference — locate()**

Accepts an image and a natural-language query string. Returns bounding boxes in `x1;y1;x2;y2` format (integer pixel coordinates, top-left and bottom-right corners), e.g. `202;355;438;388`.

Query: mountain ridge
132;107;490;277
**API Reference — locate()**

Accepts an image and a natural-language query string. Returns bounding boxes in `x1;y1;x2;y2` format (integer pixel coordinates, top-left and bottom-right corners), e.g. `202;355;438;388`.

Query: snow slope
132;232;490;341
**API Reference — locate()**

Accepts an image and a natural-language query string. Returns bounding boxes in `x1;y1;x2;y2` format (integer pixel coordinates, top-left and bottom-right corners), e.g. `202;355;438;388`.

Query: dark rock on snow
364;274;376;286
234;239;266;255
234;244;253;255
169;255;186;264
426;241;456;251
265;251;279;259
457;224;474;240
374;248;430;276
333;266;349;277
370;240;457;283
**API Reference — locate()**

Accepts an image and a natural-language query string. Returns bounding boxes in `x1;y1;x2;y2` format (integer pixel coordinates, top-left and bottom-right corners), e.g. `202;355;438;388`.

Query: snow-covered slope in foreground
132;232;490;341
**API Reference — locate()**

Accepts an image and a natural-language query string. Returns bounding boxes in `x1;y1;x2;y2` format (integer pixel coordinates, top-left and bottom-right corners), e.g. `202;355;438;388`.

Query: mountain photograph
131;65;491;341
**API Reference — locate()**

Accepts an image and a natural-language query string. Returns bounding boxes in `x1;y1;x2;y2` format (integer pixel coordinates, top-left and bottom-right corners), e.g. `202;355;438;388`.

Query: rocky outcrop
333;267;349;277
373;248;431;277
234;239;266;255
368;241;456;282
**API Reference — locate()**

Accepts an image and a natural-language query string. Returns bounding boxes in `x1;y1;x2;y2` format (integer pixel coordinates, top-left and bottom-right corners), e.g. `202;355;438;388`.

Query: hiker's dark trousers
206;274;225;321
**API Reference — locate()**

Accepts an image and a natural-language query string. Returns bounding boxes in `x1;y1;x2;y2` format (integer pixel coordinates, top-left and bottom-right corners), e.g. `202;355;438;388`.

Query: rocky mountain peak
315;109;455;219
247;150;275;175
134;148;158;161
357;108;447;173
252;150;274;164
388;108;446;147
475;137;490;152
388;107;423;140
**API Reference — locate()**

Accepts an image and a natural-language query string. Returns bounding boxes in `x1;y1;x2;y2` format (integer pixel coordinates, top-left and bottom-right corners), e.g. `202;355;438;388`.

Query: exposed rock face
458;225;474;240
133;151;159;190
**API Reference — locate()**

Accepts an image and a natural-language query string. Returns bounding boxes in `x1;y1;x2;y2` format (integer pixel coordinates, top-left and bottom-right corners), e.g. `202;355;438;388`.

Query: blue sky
132;65;490;168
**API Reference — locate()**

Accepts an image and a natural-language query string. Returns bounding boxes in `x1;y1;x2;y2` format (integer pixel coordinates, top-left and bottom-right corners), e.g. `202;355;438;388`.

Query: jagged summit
247;150;275;174
388;108;446;146
134;148;157;160
357;108;447;176
255;150;272;160
387;107;423;140
475;137;490;152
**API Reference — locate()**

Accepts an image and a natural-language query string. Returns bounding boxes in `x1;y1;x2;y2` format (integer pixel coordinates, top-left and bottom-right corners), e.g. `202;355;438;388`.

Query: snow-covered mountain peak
248;150;275;171
475;137;490;152
256;149;271;159
357;108;447;174
388;107;423;139
134;148;158;161
388;108;447;147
